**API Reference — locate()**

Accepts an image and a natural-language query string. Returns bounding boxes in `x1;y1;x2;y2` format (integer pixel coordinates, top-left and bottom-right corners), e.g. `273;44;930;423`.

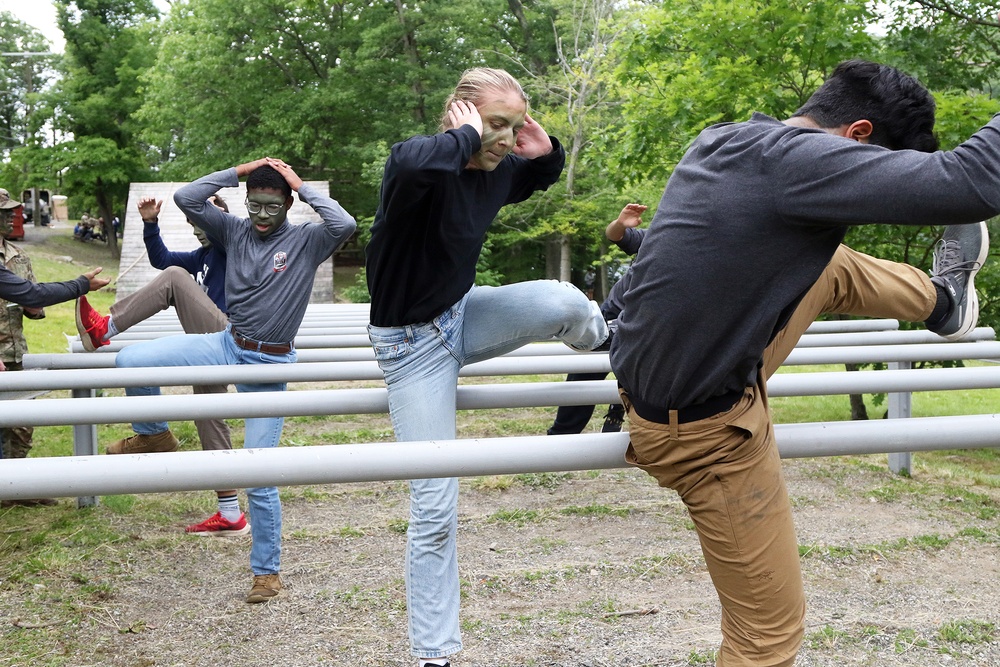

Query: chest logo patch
273;251;287;273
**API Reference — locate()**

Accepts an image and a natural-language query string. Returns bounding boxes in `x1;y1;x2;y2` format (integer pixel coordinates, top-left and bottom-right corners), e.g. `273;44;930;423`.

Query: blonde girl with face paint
364;68;610;667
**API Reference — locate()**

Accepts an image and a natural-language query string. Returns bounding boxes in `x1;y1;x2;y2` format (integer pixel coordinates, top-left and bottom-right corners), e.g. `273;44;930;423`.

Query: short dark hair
793;60;938;152
246;165;292;198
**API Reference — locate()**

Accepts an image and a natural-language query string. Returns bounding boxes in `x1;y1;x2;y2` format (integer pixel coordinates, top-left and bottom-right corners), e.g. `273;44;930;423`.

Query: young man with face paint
365;68;609;667
112;158;356;603
76;195;251;535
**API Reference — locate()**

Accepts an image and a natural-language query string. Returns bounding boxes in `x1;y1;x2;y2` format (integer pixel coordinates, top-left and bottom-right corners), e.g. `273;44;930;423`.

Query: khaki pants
622;245;936;667
111;266;232;452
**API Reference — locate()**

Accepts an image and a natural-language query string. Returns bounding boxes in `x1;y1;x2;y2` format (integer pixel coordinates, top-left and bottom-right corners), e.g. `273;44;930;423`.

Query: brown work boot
246;574;283;604
106;430;179;455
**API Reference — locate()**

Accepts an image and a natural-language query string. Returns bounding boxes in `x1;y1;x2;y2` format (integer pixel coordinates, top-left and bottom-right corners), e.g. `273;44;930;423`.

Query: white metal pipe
24;342;585;369
12;355;1000;397
7;364;1000;427
793;327;995;348
0;381;617;427
0;355;612;391
783;341;1000;365
4;414;1000;499
32;338;1000;373
96;326;982;351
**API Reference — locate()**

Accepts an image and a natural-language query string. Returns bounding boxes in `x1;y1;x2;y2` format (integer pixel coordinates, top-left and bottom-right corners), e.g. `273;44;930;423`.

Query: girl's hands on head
447;100;483;136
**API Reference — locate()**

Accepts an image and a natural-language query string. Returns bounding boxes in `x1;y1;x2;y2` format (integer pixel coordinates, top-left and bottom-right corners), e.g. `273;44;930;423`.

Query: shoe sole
246;589;284;604
75;299;98;352
187;526;251;537
943;221;989;341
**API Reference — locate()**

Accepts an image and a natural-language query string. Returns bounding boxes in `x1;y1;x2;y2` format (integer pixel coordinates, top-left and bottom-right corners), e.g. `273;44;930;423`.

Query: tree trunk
545;237;560;279
94;181;120;260
394;0;426;125
507;0;547;72
845;363;869;420
558;234;571;283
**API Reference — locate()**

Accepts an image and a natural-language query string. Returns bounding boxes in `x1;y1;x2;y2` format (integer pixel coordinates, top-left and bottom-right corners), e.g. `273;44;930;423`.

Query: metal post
71;388;98;507
887;361;913;476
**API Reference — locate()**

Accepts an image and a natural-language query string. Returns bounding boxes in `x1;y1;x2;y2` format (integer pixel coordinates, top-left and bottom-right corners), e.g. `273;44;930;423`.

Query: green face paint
466;89;526;172
246;189;288;238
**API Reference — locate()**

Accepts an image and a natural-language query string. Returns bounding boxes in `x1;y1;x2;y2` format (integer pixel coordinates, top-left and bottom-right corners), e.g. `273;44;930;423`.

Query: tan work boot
246;574;282;603
106;430;179;455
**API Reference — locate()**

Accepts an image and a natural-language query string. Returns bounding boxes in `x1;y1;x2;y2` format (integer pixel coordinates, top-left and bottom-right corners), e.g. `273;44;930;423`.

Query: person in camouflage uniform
0;187;55;507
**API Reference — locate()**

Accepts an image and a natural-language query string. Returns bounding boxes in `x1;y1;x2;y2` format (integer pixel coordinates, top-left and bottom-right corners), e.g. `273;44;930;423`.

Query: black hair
793;60;938;152
246;165;292;198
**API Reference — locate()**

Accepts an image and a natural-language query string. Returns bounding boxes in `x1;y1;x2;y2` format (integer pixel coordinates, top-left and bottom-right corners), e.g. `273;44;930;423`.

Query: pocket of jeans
370;334;412;363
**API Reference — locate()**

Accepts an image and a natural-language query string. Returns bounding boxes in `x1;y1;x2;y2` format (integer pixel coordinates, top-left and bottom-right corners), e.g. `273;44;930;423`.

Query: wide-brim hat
0;188;21;210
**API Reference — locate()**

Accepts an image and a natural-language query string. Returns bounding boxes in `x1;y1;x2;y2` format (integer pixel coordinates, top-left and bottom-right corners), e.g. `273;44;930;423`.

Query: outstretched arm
0;266;107;308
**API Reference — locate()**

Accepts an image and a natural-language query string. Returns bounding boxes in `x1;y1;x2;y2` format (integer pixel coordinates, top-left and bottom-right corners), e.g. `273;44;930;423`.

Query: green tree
612;0;878;185
54;0;161;257
138;0;535;217
0;13;59;218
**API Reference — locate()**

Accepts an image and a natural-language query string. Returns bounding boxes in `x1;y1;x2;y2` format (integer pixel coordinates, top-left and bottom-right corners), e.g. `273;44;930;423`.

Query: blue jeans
367;281;607;658
116;326;294;575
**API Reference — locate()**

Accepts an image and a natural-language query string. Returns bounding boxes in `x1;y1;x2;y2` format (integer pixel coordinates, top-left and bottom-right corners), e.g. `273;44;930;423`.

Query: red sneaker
75;296;109;351
185;511;250;537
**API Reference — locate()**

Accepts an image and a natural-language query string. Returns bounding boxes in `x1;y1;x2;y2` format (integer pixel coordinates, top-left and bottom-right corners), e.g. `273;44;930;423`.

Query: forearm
0;272;88;308
298;184;358;250
173;169;239;239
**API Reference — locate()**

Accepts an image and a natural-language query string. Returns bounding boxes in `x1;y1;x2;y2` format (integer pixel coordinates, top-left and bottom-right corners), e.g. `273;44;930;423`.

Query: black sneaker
592;319;617;352
601;403;625;432
928;221;989;341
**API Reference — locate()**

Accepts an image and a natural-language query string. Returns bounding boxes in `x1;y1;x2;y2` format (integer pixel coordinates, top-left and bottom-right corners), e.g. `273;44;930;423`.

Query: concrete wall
117;181;335;303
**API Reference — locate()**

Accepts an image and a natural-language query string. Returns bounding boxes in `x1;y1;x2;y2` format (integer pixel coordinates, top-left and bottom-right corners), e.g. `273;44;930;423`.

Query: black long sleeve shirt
365;124;566;326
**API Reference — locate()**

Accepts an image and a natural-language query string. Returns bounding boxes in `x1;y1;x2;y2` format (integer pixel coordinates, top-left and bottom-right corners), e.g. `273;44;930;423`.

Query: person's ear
285;195;294;210
845;119;873;144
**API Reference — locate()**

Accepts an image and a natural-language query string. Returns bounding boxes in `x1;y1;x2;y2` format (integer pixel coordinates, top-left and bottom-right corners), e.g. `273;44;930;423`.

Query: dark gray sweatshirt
174;168;356;343
611;112;1000;415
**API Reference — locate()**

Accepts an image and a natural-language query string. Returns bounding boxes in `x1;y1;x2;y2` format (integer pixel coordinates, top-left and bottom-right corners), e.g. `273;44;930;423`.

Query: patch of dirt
4;456;1000;666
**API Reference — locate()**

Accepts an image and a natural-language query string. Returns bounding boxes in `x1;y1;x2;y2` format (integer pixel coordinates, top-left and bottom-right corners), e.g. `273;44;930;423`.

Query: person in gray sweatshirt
111;157;356;604
611;60;995;666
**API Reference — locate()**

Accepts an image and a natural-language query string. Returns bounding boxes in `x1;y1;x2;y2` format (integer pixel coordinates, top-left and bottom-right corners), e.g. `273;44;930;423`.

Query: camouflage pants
1;361;33;459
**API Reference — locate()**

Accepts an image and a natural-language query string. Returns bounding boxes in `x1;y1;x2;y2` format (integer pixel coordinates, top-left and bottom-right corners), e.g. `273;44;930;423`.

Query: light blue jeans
367;281;607;659
115;326;294;575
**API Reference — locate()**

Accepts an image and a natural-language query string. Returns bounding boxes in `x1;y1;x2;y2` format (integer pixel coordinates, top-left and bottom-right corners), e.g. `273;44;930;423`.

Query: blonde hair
439;68;529;131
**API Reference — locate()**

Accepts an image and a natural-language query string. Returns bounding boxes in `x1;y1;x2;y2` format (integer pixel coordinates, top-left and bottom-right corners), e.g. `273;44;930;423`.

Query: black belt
230;328;293;355
625;387;744;424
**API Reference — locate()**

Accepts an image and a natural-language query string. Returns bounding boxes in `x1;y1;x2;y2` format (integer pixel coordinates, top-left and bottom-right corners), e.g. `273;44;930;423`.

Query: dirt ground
5;454;999;667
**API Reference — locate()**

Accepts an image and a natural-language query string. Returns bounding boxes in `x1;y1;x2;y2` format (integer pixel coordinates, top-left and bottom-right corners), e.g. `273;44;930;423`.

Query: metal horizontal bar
7;363;1000;426
783;341;1000;365
0;355;612;392
0;381;618;427
23;342;583;370
793;327;995;348
92;325;984;352
3;414;1000;499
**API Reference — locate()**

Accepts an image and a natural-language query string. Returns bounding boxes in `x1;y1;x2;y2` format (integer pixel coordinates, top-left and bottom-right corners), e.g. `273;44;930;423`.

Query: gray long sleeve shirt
611;112;1000;415
174;168;356;343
